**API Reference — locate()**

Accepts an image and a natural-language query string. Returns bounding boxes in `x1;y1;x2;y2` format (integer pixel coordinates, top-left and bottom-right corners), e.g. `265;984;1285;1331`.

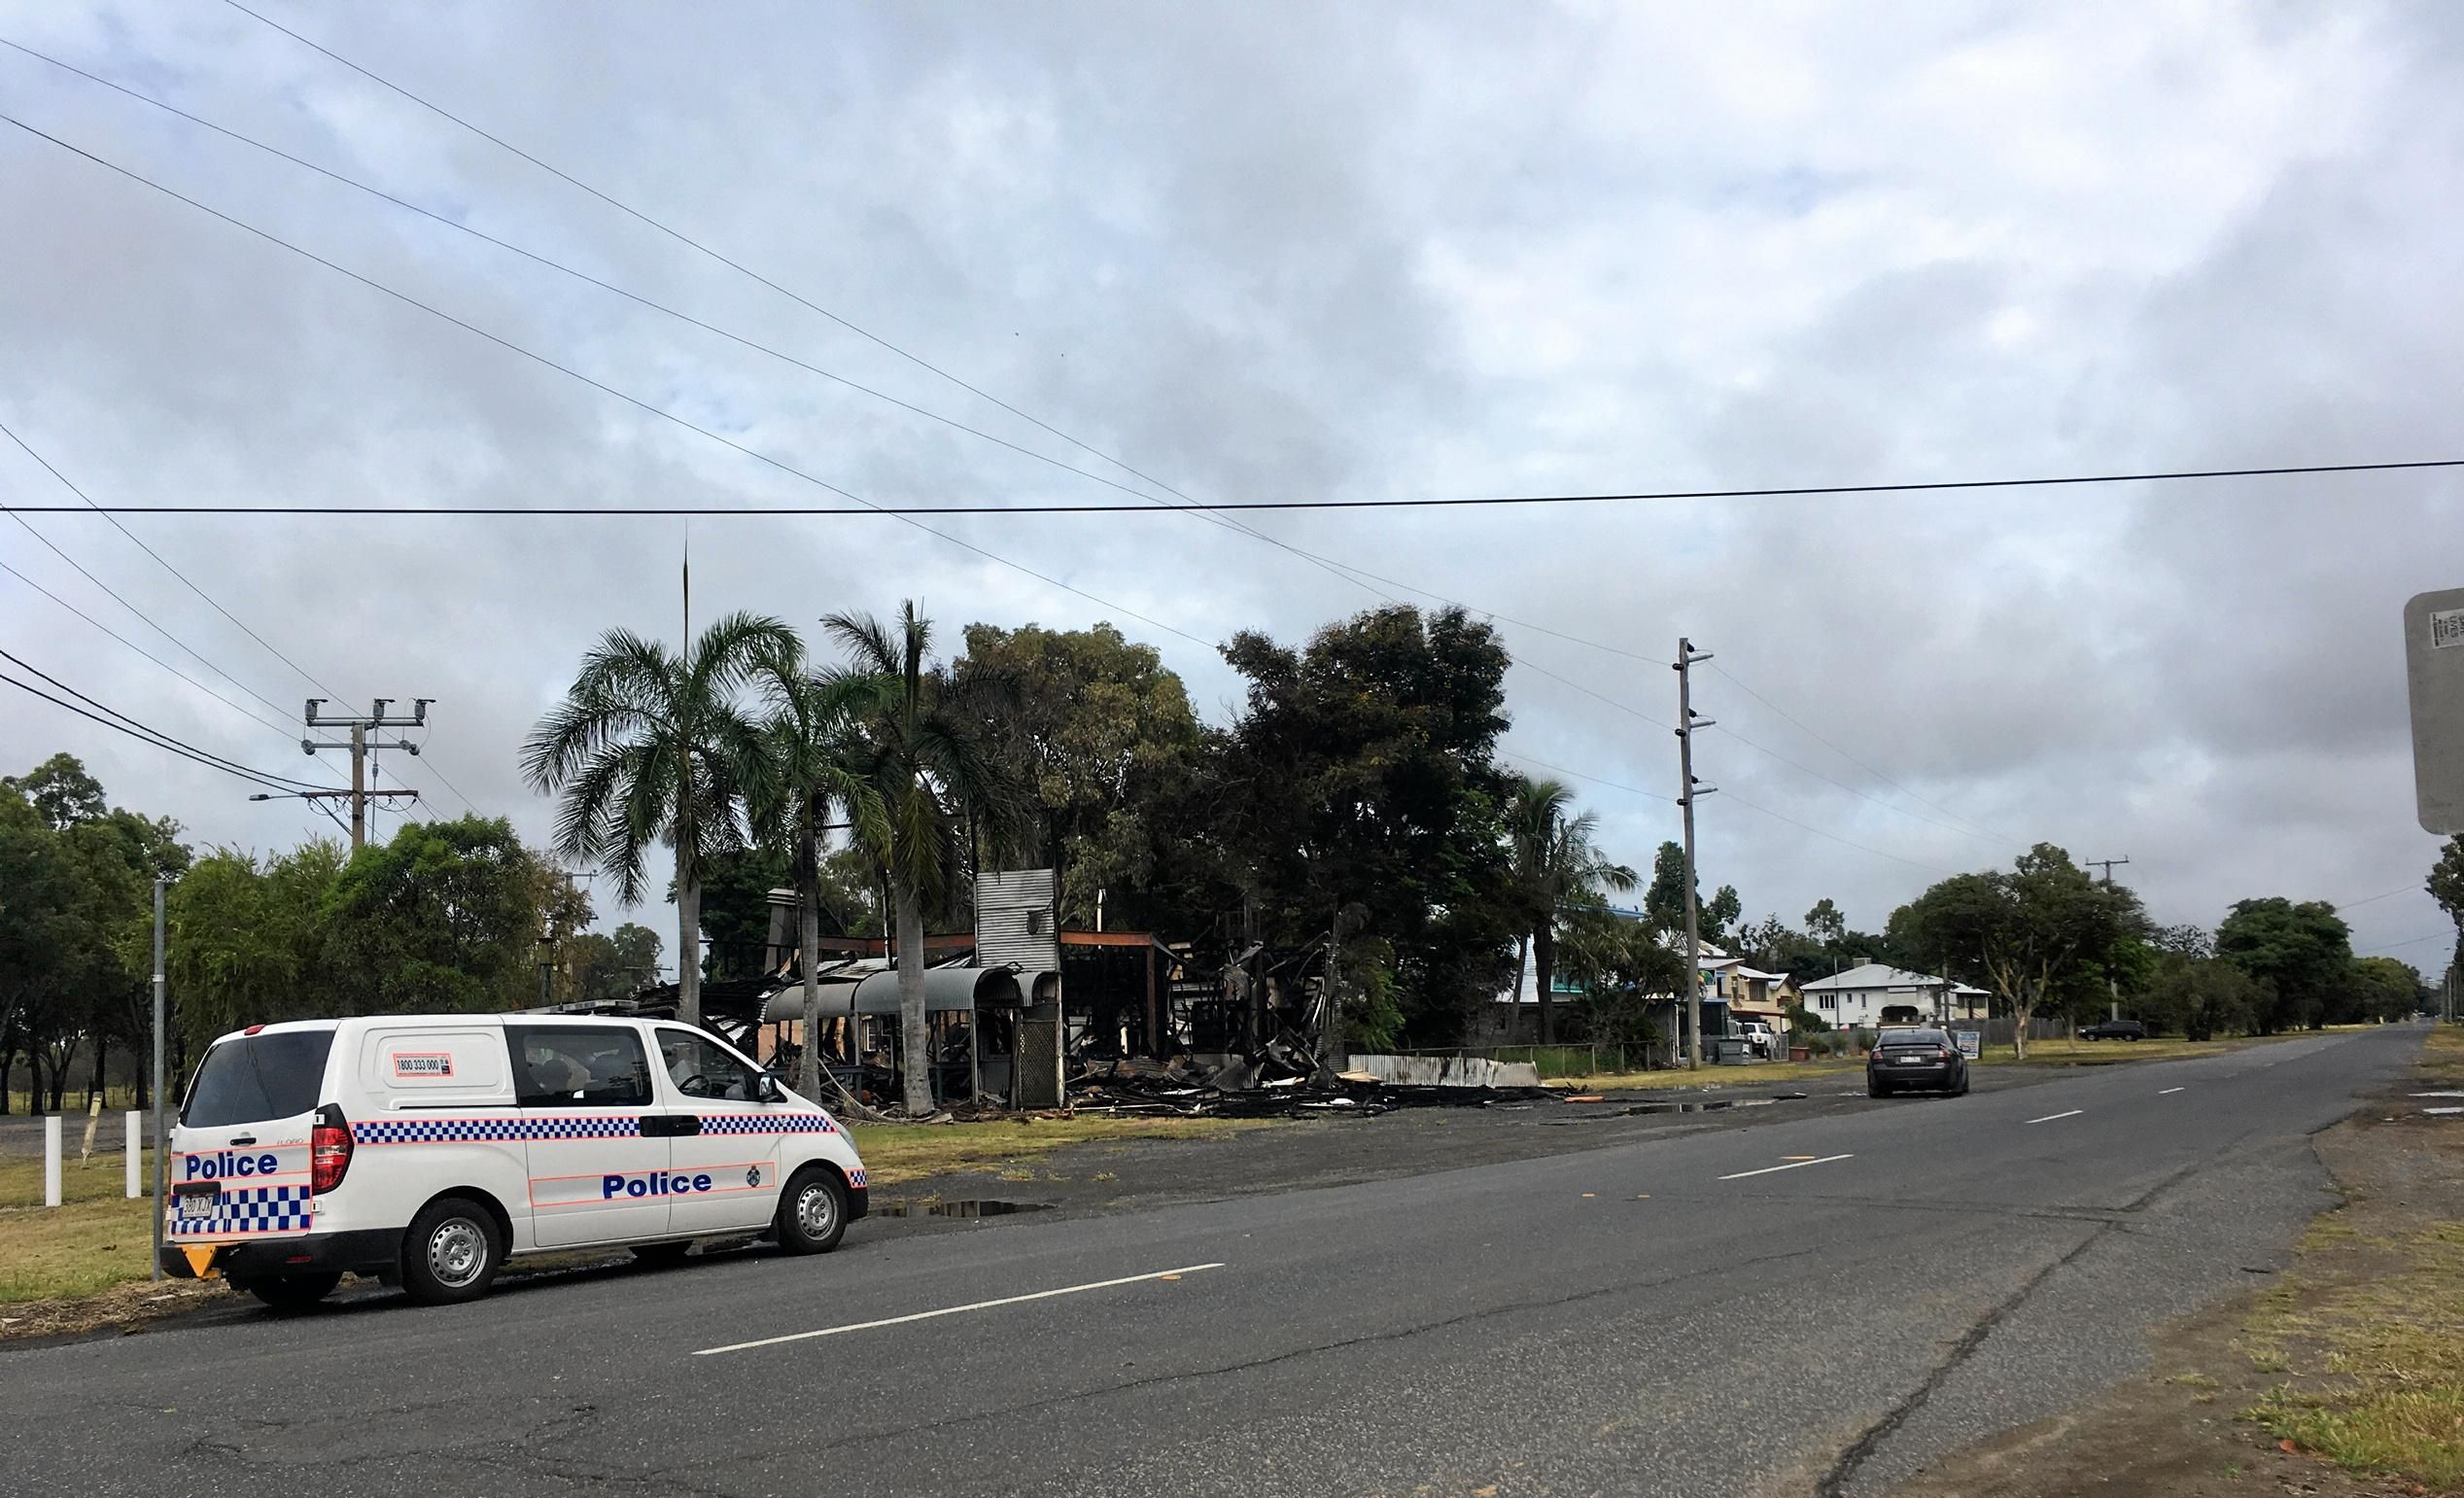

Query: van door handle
673;1115;702;1137
227;1135;258;1146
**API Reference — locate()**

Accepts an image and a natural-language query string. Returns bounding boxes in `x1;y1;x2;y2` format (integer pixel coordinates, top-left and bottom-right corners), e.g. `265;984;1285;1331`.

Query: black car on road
2079;1018;2149;1041
1866;1026;1969;1097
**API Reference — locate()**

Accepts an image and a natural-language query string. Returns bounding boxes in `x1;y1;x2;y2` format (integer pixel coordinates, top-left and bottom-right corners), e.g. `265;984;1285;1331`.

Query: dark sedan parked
1866;1026;1970;1097
2079;1018;2149;1041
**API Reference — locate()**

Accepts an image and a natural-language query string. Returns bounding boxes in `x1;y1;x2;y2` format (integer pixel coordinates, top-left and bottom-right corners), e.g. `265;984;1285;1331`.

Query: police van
160;1012;869;1308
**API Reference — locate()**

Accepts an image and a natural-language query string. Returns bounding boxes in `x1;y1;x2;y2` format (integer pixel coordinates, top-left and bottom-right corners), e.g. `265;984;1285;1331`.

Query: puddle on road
874;1199;1054;1219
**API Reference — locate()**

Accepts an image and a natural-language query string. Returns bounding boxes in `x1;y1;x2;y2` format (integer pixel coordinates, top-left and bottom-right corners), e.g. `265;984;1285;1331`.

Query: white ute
160;1013;869;1307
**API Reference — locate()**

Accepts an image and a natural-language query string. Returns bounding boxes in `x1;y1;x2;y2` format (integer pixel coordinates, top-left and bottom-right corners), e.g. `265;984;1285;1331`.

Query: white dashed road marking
1718;1153;1854;1181
2026;1109;2084;1125
2159;1087;2185;1096
693;1263;1227;1355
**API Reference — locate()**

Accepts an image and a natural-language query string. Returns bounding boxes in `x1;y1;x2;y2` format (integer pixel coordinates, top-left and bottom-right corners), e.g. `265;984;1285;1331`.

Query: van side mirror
754;1072;783;1104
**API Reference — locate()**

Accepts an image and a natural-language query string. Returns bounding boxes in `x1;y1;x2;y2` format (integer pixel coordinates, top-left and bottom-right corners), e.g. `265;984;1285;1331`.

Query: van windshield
183;1030;336;1127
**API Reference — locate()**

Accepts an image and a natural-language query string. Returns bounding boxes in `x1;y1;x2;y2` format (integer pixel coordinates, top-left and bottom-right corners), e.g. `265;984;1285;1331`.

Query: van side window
656;1028;759;1102
507;1027;652;1108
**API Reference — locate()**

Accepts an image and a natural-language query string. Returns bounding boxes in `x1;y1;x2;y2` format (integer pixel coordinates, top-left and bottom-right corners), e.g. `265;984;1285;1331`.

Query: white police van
160;1013;869;1308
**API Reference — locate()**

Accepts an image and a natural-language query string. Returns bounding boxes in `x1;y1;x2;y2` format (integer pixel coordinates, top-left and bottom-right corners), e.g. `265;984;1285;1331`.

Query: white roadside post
125;1110;143;1198
44;1114;63;1207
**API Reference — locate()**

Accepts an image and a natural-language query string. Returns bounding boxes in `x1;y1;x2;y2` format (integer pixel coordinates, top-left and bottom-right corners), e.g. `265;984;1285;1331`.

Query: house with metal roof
1797;962;1990;1029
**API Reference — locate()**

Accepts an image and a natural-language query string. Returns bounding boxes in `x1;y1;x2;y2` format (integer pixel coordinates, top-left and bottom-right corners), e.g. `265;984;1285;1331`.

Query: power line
0;661;320;794
1;414;472;817
0;647;326;790
1705;661;2015;844
2360;930;2455;955
1499;749;1673;803
1;477;297;723
1718;787;1957;876
1;412;337;701
0;554;303;742
2333;885;2420;914
0;112;1220;653
5;455;2453;517
0;37;1689;723
2;108;1956;874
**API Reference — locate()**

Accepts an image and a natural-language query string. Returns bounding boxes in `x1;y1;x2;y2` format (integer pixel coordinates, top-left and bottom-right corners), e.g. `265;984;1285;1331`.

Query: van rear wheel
239;1272;341;1311
776;1168;848;1255
400;1196;503;1306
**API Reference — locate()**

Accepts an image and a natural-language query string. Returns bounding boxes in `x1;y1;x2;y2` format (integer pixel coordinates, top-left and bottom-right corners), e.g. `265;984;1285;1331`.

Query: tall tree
747;643;888;1107
523;611;796;1026
2215;897;2353;1032
1504;776;1637;1043
824;602;1014;1114
947;622;1206;927
323;817;562;1015
3;751;106;829
1641;841;1692;933
1212;606;1517;1043
2350;956;2424;1021
2143;952;2260;1040
163;842;346;1056
1888;844;2131;1058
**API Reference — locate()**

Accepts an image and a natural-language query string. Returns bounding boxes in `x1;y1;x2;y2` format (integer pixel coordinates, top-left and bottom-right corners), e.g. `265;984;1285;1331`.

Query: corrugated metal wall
975;868;1059;970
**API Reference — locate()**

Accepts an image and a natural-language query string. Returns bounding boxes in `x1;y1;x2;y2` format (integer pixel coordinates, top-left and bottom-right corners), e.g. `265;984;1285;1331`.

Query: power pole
2088;856;2130;1021
301;698;432;851
149;874;167;1281
1674;638;1717;1069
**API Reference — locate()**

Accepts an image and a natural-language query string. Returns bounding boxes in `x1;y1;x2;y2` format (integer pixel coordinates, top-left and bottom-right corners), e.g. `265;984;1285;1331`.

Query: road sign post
2406;587;2464;835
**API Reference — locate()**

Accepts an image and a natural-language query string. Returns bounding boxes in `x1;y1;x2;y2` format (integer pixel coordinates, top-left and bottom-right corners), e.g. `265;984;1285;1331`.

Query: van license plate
173;1193;219;1221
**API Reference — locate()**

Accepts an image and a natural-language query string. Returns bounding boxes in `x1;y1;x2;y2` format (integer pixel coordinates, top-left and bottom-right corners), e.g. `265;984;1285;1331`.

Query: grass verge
0;1150;160;1306
2237;1026;2464;1490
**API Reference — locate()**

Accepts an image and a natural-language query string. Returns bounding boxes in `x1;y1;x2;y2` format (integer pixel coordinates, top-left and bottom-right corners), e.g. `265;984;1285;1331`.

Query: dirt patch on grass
1891;1027;2464;1498
0;1274;238;1341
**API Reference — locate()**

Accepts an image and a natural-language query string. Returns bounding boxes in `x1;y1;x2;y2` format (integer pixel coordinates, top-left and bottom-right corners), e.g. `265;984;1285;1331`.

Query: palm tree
822;602;1014;1115
1506;776;1639;1045
746;640;890;1105
522;611;797;1027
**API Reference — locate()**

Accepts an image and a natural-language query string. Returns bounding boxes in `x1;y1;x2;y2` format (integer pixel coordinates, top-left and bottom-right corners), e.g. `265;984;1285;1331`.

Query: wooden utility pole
1674;638;1717;1068
2088;856;2130;1021
300;698;431;851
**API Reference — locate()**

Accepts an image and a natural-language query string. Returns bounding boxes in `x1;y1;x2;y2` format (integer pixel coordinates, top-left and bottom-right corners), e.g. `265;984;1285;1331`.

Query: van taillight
311;1104;353;1194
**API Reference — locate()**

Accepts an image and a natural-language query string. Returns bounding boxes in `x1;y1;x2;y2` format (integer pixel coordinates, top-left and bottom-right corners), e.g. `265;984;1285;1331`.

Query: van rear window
183;1030;336;1127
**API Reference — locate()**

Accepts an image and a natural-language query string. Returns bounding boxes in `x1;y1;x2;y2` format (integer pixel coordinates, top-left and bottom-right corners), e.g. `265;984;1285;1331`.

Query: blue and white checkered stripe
699;1112;840;1136
353;1116;641;1145
848;1167;868;1189
169;1184;312;1238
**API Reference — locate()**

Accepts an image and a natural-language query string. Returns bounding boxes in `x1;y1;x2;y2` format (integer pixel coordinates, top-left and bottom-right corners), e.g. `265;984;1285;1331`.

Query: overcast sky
3;1;2456;974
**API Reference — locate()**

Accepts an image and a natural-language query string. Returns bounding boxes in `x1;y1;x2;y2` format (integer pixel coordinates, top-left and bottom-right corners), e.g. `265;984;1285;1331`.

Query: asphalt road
1;1028;2421;1498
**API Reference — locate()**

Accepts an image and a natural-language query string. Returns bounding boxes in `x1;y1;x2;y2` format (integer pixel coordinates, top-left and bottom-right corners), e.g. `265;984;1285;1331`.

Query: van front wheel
401;1196;503;1306
776;1168;848;1255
